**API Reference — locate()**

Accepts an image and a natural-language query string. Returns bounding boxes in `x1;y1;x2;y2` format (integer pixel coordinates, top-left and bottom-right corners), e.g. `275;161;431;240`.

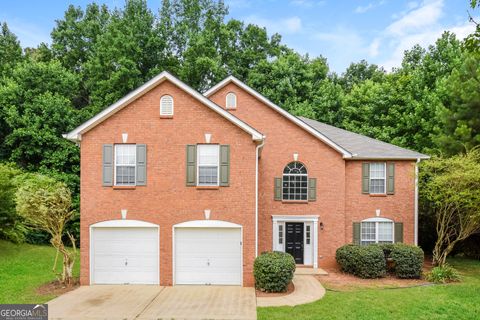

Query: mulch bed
255;281;295;297
36;278;80;296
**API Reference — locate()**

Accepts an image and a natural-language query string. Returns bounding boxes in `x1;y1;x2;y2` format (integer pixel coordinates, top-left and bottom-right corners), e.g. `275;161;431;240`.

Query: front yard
258;258;480;320
0;240;79;304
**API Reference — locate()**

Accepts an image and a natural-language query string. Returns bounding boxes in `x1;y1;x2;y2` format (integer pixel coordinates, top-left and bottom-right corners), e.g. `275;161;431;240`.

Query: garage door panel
92;227;159;285
175;227;242;285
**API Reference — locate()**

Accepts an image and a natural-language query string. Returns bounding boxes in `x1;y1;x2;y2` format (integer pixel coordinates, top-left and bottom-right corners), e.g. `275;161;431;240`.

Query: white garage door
175;228;242;285
92;227;159;284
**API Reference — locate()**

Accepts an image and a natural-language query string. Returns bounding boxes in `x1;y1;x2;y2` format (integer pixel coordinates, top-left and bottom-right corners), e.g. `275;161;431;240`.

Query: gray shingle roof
298;116;429;160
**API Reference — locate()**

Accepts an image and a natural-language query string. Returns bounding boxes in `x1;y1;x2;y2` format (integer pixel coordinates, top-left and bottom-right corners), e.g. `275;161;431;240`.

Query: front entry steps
295;267;328;275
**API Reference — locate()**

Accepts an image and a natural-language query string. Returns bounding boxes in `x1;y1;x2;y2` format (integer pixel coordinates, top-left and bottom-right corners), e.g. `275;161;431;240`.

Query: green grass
0;240;80;304
258;258;480;320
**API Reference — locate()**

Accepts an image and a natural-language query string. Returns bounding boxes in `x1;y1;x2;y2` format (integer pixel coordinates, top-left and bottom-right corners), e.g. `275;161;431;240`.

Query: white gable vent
160;95;174;116
226;92;237;109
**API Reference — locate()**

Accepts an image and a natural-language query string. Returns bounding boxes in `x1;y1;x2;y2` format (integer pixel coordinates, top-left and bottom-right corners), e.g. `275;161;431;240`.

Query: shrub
390;244;424;278
254;251;296;292
336;244;386;278
426;264;460;283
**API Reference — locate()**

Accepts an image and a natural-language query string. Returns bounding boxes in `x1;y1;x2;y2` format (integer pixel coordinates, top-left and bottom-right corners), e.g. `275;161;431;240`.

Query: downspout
255;136;266;257
414;158;421;246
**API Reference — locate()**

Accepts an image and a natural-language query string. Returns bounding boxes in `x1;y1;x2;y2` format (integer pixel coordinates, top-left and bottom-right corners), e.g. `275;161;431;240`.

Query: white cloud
290;0;326;8
355;3;375;14
5;19;50;48
368;38;381;57
386;0;444;36
244;15;303;34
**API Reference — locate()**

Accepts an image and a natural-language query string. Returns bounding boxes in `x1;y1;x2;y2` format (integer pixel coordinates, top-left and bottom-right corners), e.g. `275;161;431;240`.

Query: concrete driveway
48;285;256;320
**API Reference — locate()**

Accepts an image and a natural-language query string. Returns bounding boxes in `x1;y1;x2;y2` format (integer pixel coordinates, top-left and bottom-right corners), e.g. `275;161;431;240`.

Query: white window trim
360;218;394;244
114;144;136;186
196;144;220;186
282;162;309;201
160;95;174;116
226;92;237;109
369;162;387;194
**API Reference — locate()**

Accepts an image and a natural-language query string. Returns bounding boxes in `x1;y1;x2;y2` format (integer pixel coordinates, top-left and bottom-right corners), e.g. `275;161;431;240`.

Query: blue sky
0;0;476;73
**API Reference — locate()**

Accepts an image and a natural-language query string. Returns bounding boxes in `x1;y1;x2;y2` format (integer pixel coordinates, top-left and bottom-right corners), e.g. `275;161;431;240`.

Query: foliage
15;174;77;285
0;240;79;304
420;149;480;266
389;244;424;278
0;163;26;243
336;244;386;278
253;251;296;292
426;264;460;284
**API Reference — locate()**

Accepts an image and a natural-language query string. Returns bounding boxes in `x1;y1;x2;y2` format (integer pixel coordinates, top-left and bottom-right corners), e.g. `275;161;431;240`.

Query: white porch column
313;219;319;269
272;220;278;251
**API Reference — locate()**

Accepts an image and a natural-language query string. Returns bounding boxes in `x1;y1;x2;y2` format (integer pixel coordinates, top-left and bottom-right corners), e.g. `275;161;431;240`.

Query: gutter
414;158;421;245
255;136;266;257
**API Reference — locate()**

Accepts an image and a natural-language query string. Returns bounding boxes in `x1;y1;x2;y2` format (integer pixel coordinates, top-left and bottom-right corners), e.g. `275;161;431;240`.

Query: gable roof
64;71;264;142
299;117;429;160
205;76;429;160
204;76;353;158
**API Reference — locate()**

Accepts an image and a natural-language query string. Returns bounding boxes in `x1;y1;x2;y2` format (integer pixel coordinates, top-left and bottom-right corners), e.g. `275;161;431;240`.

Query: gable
64;72;263;142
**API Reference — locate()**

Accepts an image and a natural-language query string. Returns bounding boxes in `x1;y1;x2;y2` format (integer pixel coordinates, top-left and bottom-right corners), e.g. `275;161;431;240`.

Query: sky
0;0;477;73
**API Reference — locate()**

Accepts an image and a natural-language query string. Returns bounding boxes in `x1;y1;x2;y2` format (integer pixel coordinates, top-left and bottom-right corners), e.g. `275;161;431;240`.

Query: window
360;219;394;245
197;144;219;186
279;225;283;244
226;92;237;109
306;225;311;245
369;162;386;194
282;162;308;200
160;95;174;116
114;144;136;186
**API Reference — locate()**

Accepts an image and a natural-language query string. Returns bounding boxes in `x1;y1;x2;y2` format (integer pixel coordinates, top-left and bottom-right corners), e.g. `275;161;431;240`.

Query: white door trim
271;215;319;268
172;220;243;285
89;219;160;285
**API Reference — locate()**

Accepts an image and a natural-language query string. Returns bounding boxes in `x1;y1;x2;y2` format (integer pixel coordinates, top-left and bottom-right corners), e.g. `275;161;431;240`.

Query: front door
285;222;304;264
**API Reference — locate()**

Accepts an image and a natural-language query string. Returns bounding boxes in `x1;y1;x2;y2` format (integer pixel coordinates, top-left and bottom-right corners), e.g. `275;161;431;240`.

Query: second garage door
174;227;242;285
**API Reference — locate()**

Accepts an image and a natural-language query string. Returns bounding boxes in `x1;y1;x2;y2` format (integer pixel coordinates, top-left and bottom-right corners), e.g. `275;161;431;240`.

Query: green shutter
136;144;147;186
308;178;317;201
387;162;395;194
362;163;370;194
353;222;361;245
102;144;113;186
274;177;282;200
395;222;404;243
186;145;196;186
219;145;230;186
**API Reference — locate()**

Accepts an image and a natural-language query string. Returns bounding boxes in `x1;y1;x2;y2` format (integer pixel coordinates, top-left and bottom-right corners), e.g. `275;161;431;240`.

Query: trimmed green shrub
254;251;296;292
390;244;424;278
336;244;386;278
426;264;460;283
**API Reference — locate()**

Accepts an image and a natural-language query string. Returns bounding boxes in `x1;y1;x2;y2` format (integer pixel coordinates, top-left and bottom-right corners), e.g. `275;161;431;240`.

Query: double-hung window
369;162;386;194
114;144;136;186
361;219;394;245
197;144;219;186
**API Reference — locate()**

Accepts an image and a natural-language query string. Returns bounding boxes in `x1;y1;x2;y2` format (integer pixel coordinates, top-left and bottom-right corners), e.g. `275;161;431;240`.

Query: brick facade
78;76;417;287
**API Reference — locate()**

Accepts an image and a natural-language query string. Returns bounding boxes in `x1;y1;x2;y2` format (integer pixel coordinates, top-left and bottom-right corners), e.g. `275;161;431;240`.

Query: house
64;71;429;287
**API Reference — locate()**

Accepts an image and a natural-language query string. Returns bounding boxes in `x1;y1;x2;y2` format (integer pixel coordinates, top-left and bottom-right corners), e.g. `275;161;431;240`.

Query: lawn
258;258;480;320
0;240;80;304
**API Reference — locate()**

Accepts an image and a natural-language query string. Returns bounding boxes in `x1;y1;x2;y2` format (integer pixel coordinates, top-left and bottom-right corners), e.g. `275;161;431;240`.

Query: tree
0;163;26;243
0;22;23;78
16;174;76;285
338;59;385;92
465;0;480;53
420;149;480;266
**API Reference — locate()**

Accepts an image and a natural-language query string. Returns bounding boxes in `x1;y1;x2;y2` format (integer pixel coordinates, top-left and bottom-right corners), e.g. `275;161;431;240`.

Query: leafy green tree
434;51;480;154
0;163;26;243
420;149;480;266
465;0;480;53
0;22;22;78
16;174;76;285
339;59;385;92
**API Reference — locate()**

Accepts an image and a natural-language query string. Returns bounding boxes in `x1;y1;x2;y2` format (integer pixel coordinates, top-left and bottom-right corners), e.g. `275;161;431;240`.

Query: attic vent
160;95;174;116
226;92;237;109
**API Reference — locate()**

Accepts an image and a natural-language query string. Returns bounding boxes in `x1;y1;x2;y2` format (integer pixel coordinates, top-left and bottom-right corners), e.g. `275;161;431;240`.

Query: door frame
172;220;243;286
272;215;319;268
89;219;160;285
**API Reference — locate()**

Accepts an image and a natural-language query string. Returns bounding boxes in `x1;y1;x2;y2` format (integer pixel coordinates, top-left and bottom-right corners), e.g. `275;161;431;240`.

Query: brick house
64;71;428;287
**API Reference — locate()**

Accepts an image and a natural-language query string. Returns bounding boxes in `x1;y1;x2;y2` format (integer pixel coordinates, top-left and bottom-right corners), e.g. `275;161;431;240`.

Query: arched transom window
282;162;308;201
226;92;237;109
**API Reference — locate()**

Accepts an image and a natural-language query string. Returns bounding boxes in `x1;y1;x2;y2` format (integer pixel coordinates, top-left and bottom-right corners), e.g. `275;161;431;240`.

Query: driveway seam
133;287;166;320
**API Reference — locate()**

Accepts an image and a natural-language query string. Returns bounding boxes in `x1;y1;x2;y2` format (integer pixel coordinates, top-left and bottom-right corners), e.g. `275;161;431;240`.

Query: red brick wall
209;82;416;268
80;80;257;286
